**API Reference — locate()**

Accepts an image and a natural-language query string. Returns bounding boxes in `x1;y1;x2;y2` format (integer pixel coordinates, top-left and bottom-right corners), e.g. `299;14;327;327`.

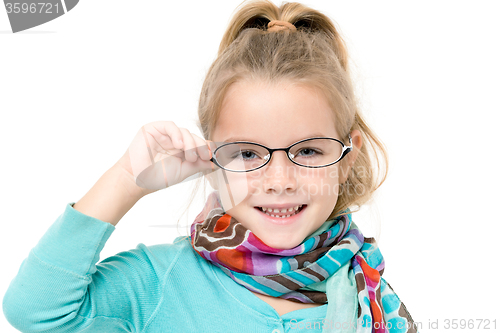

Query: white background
1;1;499;332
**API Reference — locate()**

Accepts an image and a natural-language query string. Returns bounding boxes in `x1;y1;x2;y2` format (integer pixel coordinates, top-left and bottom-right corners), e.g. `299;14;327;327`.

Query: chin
259;235;302;250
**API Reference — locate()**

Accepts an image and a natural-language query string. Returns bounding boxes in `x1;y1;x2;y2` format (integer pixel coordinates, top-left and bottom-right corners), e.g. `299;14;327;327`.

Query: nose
261;151;298;193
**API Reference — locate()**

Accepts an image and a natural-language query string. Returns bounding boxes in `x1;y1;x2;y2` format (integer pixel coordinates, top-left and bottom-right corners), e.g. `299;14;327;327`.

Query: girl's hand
114;121;214;199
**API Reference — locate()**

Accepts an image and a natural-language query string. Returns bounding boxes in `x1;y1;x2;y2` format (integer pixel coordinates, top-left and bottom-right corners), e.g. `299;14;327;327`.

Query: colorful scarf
190;192;418;333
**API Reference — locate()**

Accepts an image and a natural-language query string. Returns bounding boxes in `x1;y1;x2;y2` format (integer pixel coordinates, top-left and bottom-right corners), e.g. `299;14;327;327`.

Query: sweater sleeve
2;202;163;333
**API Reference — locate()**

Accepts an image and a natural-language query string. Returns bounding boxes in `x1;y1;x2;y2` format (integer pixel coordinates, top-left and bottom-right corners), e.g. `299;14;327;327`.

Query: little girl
3;1;418;332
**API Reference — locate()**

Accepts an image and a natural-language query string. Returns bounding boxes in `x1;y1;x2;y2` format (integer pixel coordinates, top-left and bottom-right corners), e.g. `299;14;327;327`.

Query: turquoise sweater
3;203;328;333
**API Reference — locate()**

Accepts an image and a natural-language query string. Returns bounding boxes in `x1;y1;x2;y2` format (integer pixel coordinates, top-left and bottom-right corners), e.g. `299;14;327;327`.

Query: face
209;79;350;249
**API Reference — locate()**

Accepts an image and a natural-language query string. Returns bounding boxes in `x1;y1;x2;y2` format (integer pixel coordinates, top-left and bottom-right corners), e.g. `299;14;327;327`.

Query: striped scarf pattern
190;192;418;332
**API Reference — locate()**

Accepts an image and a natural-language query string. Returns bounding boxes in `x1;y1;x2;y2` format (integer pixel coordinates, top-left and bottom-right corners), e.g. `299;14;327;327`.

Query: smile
257;205;304;218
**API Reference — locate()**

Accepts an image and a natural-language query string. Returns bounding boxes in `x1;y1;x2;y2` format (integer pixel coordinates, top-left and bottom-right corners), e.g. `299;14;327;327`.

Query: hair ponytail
218;0;349;72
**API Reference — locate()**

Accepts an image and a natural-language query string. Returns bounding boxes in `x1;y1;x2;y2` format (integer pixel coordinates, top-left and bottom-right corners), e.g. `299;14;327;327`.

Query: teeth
260;205;302;213
259;205;305;218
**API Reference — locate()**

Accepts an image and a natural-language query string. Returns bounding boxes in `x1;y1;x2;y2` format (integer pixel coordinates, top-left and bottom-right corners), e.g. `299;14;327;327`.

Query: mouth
255;205;307;219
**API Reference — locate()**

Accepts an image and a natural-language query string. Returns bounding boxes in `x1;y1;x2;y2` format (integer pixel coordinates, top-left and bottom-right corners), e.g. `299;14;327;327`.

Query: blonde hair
192;0;388;221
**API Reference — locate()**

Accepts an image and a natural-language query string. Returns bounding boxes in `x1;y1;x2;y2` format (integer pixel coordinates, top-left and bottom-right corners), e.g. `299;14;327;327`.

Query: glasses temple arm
346;134;353;151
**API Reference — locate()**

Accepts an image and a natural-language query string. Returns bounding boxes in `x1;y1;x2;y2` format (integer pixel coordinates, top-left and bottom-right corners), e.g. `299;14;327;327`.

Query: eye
232;150;260;160
297;148;322;157
241;150;257;159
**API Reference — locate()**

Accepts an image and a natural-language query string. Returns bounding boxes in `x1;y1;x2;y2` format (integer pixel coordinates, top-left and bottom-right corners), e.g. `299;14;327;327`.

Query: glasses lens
289;139;344;167
215;143;269;171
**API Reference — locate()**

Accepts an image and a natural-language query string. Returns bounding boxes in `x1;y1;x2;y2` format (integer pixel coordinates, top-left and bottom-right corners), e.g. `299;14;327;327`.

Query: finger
190;133;212;161
179;157;215;183
128;121;183;184
149;120;184;150
178;127;198;163
206;140;219;172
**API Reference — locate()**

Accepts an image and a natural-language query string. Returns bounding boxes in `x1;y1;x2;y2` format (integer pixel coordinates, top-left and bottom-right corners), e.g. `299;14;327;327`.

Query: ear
339;129;363;184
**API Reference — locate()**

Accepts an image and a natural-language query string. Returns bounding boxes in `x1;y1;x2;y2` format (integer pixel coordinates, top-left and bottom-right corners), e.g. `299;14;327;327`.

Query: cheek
296;167;340;198
297;166;340;180
216;172;253;211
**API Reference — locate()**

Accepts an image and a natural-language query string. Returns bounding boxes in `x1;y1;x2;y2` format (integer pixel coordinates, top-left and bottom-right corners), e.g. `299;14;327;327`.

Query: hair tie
267;20;297;32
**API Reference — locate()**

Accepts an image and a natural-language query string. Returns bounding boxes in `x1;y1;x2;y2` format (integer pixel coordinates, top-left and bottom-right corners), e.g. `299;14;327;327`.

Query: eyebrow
221;133;330;144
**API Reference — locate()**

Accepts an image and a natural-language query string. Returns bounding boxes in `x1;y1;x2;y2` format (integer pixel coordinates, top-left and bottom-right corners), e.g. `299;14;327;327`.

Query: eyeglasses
210;135;352;172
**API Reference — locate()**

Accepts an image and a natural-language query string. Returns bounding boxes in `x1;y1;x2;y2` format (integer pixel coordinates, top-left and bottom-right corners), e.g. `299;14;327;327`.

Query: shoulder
137;236;196;268
99;236;201;278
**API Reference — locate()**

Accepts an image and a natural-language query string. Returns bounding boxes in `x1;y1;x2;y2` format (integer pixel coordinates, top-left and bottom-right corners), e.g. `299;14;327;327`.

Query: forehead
212;80;339;145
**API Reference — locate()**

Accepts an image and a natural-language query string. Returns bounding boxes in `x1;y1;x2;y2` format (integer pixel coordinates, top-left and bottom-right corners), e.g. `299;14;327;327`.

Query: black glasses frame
210;135;353;173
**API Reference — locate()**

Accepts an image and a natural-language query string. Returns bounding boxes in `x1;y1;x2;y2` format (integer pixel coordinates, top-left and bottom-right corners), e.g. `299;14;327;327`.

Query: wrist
73;167;142;226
